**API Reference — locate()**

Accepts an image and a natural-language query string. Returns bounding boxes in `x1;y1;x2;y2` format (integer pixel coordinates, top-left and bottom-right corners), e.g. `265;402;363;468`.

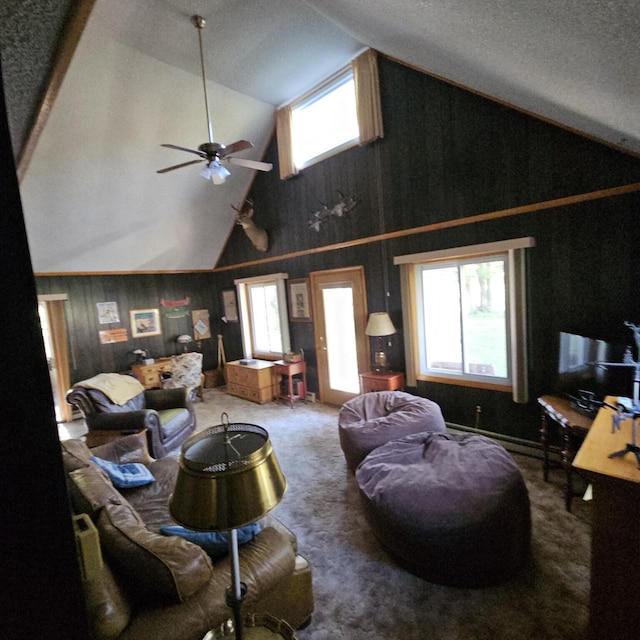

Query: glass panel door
310;267;368;405
322;286;359;393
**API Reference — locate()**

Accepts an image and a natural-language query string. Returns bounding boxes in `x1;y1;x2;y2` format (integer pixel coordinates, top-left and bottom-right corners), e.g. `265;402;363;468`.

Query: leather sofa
61;432;314;640
66;379;196;457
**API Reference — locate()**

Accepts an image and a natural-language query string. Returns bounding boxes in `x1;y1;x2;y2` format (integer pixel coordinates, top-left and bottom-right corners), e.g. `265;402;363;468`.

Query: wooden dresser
130;357;173;389
226;360;276;404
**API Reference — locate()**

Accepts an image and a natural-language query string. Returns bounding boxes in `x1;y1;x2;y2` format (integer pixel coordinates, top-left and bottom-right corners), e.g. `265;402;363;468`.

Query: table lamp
169;414;288;639
365;312;396;372
176;334;194;352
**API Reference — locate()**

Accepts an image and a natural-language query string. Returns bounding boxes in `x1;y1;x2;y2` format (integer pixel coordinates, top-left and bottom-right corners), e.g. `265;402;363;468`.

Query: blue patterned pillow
160;522;260;560
91;456;155;488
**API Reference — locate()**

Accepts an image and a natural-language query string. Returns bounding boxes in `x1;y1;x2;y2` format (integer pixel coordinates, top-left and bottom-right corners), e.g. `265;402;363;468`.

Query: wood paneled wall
35;272;247;383
37;56;640;442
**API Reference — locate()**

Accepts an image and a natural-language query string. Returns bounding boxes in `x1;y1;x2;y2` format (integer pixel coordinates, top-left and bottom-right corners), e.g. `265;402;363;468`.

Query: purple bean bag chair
356;432;531;587
338;391;446;472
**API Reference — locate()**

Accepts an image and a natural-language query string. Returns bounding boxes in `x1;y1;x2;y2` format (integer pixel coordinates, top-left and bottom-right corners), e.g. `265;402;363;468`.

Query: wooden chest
226;360;276;404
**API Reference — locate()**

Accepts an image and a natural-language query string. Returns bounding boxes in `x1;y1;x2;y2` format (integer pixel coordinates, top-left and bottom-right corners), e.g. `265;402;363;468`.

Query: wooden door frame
38;294;72;422
310;266;369;405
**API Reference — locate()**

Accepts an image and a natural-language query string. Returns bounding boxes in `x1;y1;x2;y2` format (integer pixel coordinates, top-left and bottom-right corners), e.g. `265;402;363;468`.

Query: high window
276;49;383;179
235;273;291;360
394;237;534;402
290;69;359;170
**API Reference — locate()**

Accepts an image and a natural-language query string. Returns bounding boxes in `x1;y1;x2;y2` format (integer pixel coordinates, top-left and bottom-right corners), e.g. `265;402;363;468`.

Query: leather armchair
66;383;196;457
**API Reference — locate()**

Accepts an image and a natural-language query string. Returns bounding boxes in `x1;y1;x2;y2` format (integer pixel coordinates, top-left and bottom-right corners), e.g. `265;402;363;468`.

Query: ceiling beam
17;0;96;182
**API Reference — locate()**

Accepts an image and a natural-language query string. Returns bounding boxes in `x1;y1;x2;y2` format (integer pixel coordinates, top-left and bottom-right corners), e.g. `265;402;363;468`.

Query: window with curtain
235;273;291;360
276;48;383;179
394;237;534;402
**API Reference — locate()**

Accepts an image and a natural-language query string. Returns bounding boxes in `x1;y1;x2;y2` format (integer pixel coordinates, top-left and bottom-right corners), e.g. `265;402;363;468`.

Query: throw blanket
76;373;145;406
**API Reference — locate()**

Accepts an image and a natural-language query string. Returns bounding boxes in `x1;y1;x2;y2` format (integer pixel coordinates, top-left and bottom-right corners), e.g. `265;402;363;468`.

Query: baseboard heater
446;422;542;459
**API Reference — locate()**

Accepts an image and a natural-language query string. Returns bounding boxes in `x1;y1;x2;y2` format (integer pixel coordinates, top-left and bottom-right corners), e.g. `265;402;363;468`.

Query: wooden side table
537;394;593;511
359;370;405;394
273;360;307;408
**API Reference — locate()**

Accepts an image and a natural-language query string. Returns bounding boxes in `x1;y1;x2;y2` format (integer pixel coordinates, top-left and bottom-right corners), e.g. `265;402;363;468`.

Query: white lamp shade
365;312;396;337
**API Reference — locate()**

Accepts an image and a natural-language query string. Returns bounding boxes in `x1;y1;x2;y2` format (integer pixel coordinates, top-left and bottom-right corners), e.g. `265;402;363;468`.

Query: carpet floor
192;387;591;640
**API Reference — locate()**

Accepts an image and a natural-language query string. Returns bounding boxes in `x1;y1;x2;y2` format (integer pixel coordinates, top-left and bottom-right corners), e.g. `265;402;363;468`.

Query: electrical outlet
306;391;316;403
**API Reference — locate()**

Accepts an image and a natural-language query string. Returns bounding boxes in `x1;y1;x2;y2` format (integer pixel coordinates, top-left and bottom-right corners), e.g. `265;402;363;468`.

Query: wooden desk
131;357;173;389
359;371;405;394
537;394;593;511
573;398;640;640
273;360;307;408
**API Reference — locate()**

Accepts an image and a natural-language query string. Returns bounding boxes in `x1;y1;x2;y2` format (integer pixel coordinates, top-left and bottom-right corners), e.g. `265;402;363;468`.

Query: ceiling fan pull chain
192;15;214;144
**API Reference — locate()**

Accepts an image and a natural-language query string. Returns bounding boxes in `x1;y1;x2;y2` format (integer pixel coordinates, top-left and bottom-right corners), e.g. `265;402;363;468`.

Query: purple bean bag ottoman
338;391;446;472
356;432;531;587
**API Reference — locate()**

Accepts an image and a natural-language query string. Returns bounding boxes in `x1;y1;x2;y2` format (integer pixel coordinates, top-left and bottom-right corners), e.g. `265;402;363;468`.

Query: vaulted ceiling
2;0;639;273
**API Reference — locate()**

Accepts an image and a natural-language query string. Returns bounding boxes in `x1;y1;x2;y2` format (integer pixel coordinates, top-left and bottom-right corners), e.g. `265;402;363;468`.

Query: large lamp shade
365;312;396;337
169;422;287;531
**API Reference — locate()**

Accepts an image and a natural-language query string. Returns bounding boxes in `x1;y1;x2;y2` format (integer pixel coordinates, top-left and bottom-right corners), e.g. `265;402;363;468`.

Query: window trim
234;273;291;361
395;237;534;402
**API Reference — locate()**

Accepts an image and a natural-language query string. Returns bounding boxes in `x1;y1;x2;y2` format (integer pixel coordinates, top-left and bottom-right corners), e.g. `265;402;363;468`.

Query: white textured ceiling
106;0;640;153
12;0;640;273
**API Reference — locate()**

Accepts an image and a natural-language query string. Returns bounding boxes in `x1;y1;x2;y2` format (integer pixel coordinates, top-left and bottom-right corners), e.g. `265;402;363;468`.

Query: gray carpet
194;387;591;640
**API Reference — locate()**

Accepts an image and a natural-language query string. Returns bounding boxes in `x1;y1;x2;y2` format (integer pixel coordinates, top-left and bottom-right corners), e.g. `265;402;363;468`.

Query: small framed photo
130;308;162;338
288;278;312;323
222;289;239;323
96;301;120;324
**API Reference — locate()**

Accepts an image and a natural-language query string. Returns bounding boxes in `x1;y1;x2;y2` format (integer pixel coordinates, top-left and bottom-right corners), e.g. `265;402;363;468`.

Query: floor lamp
365;312;396;372
169;414;292;639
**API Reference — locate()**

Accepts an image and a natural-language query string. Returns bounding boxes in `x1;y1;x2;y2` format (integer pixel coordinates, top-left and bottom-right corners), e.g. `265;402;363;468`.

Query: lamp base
203;614;297;639
373;350;388;373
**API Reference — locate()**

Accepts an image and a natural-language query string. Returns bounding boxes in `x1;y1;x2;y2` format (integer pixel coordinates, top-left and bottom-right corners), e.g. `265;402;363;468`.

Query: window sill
419;374;512;393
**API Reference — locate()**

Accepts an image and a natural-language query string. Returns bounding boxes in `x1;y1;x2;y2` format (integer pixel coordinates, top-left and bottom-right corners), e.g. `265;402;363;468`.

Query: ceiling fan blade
219;140;253;157
227;157;273;172
161;143;207;158
157;159;204;174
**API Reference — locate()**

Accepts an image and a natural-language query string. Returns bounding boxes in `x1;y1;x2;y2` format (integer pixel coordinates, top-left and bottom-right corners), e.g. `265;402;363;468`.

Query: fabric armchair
161;352;204;401
66;374;196;457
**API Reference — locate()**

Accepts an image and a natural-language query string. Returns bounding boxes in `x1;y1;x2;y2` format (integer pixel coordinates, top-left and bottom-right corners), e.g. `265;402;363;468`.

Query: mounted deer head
232;199;269;252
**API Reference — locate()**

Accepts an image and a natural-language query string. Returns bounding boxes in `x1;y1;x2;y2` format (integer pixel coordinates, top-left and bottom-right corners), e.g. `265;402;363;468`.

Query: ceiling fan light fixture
207;161;230;184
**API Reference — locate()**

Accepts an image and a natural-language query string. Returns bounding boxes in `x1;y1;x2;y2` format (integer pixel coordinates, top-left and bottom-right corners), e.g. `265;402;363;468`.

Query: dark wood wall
215;56;640;441
35;272;247;381
36;56;640;443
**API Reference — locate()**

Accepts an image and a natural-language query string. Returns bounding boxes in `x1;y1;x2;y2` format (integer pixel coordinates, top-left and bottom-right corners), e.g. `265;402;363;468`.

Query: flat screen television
556;331;633;416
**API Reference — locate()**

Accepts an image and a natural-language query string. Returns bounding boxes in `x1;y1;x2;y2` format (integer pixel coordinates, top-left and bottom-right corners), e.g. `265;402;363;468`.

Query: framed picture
288;278;312;322
130;308;162;338
222;289;239;323
96;301;120;324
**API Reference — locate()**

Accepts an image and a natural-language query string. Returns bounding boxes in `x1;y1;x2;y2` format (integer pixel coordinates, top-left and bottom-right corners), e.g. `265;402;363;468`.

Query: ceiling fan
157;15;273;184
